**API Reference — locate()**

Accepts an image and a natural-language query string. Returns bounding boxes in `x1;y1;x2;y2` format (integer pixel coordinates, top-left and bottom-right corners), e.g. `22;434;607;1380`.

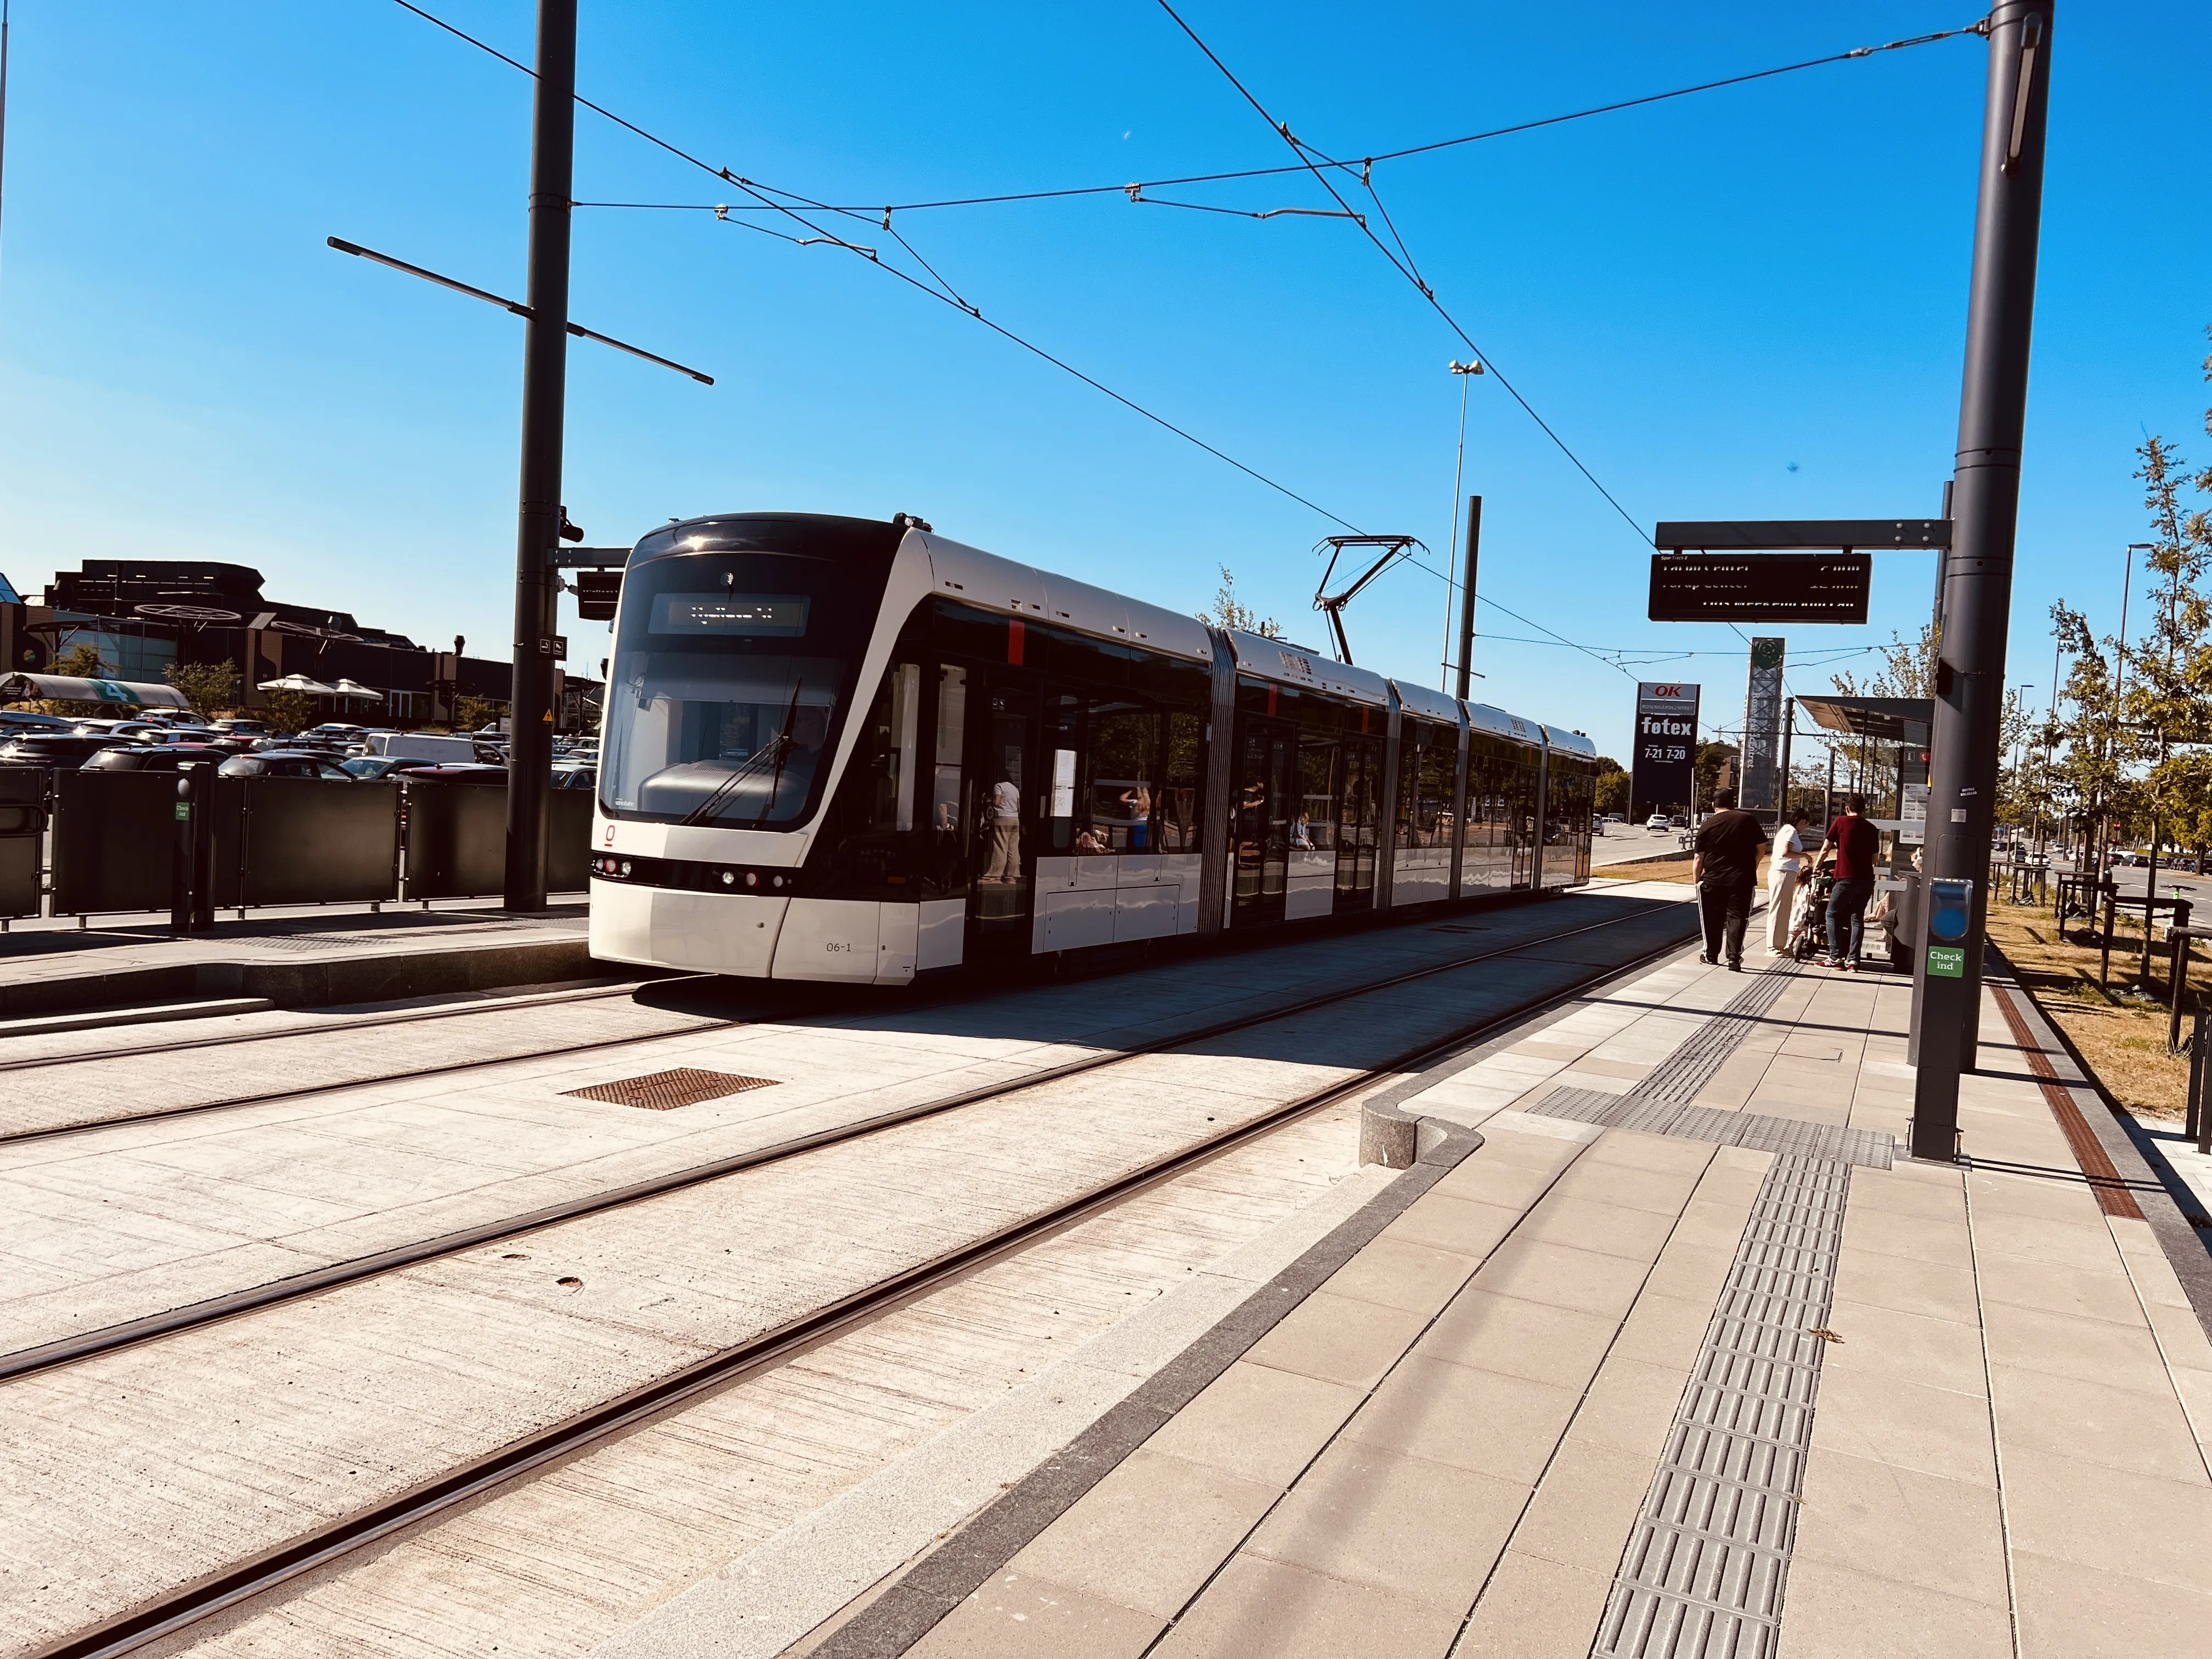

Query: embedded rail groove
0;908;1682;1386
0;975;696;1077
0;982;738;1147
22;914;1701;1659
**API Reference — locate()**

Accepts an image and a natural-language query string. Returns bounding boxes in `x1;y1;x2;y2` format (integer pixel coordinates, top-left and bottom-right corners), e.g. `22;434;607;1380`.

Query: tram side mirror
575;571;623;622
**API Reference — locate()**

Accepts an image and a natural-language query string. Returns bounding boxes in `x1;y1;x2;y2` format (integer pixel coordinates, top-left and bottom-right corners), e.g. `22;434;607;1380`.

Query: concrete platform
0;902;599;1017
741;952;2212;1659
0;885;1709;1657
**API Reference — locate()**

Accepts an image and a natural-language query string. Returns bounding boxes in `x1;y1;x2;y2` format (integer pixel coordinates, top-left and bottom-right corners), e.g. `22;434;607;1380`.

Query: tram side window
1296;732;1340;851
1418;730;1454;849
1160;711;1203;852
933;665;966;838
1087;703;1158;854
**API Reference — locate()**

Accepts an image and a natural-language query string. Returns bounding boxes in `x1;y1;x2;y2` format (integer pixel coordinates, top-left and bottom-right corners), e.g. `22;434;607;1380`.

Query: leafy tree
1593;756;1628;816
455;695;506;732
40;643;112;716
1199;566;1281;639
162;659;241;715
1693;741;1738;812
261;689;313;734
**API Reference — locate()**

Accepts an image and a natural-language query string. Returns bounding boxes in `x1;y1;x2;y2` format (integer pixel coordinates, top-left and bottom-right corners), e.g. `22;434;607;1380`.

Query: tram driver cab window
600;558;865;830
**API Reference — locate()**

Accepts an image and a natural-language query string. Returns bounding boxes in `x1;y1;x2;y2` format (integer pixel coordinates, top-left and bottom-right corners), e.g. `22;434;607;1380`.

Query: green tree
1592;756;1628;816
162;659;242;716
455;695;505;732
1199;566;1281;639
262;689;313;734
41;644;112;717
1693;741;1738;812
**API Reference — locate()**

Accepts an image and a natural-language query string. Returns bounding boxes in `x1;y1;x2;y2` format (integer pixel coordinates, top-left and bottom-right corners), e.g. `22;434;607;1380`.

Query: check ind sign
1927;945;1966;978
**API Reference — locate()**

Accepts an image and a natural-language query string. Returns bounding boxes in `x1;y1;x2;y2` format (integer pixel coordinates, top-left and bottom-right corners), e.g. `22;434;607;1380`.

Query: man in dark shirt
1692;788;1767;970
1818;793;1882;969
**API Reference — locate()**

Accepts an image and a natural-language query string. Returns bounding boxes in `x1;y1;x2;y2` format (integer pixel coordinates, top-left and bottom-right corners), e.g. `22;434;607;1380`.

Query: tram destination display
1629;681;1700;822
1647;553;1871;623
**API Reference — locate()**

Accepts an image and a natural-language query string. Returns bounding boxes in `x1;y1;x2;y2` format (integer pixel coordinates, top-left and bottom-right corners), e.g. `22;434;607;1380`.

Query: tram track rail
0;974;706;1077
2;906;1683;1386
22;905;1701;1659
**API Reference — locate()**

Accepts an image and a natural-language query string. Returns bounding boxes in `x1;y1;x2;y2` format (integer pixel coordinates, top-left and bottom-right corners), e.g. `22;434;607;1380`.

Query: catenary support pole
1911;0;2052;1160
503;0;576;912
1454;495;1482;703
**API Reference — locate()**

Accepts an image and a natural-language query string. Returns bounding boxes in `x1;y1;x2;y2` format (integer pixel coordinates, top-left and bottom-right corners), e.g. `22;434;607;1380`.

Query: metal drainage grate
1592;1149;1850;1659
563;1069;779;1110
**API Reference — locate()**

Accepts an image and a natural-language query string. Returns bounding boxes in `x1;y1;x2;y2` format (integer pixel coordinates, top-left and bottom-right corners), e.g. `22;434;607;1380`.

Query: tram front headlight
620;861;632;877
720;870;735;886
745;871;758;888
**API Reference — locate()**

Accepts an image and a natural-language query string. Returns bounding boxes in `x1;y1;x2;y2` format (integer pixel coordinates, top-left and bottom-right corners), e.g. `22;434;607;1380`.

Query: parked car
338;755;462;781
551;765;596;791
217;752;358;780
1646;815;1676;833
0;710;70;736
397;764;508;786
82;745;229;772
0;733;132;768
208;718;272;737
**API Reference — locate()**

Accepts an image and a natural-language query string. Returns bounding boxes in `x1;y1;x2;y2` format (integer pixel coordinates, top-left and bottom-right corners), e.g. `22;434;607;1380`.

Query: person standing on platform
1766;807;1809;956
1817;793;1880;969
981;774;1023;884
1691;787;1767;972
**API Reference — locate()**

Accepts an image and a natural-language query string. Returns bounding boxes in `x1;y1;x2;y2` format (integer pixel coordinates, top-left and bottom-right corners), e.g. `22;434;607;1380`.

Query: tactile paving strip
1592;1149;1850;1659
563;1068;779;1110
1635;964;1800;1105
1534;1088;1894;1170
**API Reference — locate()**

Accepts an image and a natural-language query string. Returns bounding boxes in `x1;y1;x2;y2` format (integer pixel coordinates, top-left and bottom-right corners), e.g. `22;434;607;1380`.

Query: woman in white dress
1767;808;1808;953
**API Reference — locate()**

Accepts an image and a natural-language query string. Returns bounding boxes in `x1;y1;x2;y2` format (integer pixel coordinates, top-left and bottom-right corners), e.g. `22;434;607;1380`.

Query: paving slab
769;945;2212;1659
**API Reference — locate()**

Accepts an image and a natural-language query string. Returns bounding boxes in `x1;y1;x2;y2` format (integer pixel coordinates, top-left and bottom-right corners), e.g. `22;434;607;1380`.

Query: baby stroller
1784;869;1835;962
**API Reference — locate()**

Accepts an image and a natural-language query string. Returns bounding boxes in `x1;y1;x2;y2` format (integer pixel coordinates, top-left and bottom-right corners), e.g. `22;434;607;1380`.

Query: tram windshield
600;544;880;828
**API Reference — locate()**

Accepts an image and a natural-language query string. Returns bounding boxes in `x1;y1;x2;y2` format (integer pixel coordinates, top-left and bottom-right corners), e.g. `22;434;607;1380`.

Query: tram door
1231;718;1294;926
967;679;1039;957
1509;757;1539;889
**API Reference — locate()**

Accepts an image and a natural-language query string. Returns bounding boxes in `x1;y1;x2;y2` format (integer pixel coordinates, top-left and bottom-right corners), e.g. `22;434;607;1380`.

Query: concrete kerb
0;935;597;1018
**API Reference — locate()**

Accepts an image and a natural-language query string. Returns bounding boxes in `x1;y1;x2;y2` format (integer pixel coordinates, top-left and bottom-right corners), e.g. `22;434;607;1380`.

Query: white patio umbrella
331;678;386;702
257;673;341;695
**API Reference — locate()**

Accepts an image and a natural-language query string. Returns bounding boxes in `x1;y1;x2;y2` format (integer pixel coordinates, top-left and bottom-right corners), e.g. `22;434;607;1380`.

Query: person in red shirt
1816;793;1881;969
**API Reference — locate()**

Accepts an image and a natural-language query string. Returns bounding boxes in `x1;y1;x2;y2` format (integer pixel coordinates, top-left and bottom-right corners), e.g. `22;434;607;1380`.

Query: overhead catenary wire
572;20;1983;218
386;0;1361;532
1152;0;1650;545
388;0;1911;699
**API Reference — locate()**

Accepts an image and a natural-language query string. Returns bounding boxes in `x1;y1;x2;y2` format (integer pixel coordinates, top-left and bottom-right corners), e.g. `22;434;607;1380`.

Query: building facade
0;560;601;730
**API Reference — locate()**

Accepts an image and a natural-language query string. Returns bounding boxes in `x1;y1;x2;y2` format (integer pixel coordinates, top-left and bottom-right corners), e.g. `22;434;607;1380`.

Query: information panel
1629;682;1700;823
1648;554;1871;623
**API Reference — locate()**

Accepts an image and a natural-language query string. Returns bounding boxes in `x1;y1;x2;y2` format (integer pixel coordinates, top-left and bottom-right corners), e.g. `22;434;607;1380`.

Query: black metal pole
1453;495;1481;703
1910;0;2052;1161
503;0;575;912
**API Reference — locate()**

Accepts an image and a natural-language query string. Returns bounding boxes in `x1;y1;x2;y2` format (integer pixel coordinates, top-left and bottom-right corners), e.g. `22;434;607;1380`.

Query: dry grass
1983;901;2193;1121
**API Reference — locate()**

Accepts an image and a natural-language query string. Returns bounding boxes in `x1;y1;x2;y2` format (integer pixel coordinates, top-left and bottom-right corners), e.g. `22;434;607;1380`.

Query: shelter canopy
0;672;192;709
1797;695;1933;745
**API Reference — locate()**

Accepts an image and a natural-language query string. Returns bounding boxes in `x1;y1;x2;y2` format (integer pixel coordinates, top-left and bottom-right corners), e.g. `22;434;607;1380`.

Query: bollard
170;765;217;933
2190;1002;2207;1147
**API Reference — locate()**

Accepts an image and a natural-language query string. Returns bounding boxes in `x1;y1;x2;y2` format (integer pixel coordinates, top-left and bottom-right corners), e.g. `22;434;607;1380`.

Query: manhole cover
564;1069;779;1110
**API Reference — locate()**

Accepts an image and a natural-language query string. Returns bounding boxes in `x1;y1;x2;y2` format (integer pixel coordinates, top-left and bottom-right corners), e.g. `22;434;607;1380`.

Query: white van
365;731;478;764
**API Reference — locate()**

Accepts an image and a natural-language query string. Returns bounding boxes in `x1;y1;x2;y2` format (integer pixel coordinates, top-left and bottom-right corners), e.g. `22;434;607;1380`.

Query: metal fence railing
0;766;592;925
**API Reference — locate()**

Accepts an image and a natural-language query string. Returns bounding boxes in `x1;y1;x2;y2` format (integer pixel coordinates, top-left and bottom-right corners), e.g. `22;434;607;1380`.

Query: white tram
588;512;1596;984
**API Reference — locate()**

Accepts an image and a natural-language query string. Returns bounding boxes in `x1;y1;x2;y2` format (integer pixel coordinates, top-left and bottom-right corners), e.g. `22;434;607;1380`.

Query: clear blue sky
2;2;2206;759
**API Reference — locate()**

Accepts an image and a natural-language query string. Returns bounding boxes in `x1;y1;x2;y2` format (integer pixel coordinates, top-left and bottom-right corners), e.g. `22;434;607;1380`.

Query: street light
1440;359;1483;693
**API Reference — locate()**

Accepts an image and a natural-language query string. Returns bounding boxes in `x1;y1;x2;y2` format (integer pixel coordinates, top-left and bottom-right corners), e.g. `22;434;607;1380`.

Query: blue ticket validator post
1911;878;1975;1154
